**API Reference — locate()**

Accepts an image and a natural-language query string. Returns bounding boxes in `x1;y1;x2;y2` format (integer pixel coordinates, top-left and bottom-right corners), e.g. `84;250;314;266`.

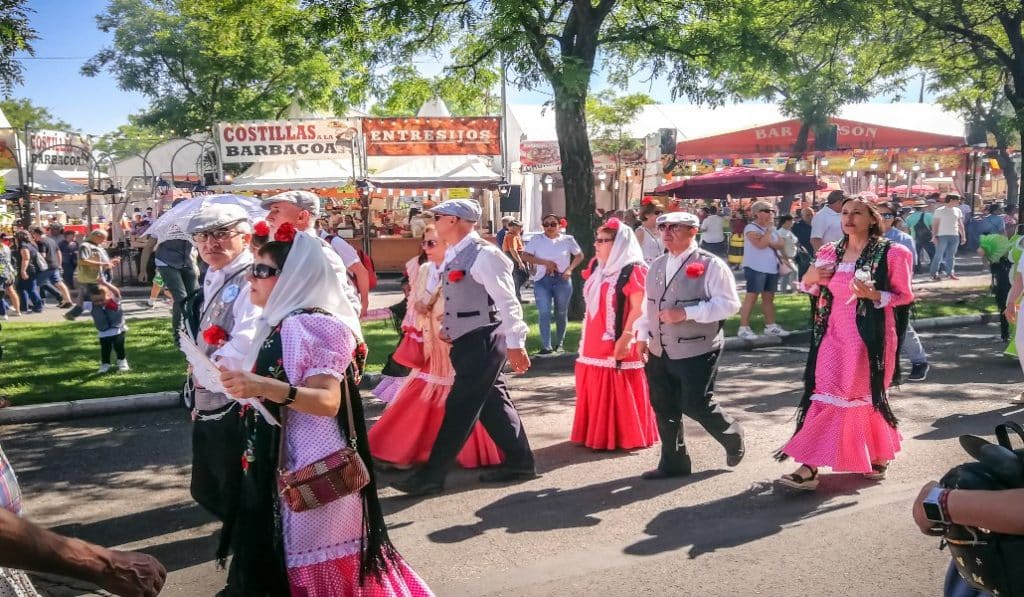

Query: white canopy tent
366;154;501;189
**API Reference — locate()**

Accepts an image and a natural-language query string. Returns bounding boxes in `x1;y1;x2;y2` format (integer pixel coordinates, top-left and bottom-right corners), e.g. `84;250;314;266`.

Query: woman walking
777;197;914;490
523;213;583;355
13;231;43;314
635;199;665;265
736;202;789;340
369;225;503;468
218;228;433;596
572;219;657;450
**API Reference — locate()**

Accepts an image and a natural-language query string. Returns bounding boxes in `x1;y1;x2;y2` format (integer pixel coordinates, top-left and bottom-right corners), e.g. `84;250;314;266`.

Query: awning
210;158;355;191
0;169;89;195
366;155;502;189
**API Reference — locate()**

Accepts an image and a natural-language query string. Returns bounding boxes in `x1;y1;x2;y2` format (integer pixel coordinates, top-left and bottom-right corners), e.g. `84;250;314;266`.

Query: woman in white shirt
699;205;727;257
634;200;665;265
737;201;791;340
523;213;584;354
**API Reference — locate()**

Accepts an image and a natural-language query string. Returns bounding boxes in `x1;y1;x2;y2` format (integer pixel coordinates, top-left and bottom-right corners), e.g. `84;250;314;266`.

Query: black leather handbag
939;421;1024;596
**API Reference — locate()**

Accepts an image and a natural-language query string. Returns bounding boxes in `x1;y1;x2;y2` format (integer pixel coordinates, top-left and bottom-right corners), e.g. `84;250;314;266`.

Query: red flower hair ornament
447;270;466;283
559;217;568;228
274;222;297;243
604;217;621;231
641;197;653;206
253;220;270;236
685;263;706;279
202;324;230;346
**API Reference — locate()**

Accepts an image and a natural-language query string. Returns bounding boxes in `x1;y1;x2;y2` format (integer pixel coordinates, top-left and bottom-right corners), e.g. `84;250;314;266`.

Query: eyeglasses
594;238;615;244
249;263;281;279
542;222;559;228
193;229;242;243
657;223;694;232
421;239;439;248
880;213;895;219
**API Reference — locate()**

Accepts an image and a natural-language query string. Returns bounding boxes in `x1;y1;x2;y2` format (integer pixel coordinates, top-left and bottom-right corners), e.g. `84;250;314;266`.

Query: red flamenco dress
571;263;658;450
369;262;503;468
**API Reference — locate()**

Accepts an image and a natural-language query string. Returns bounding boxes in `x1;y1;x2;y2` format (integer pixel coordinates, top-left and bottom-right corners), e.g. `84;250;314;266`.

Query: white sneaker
1;314;6;321
145;299;155;308
116;359;130;372
764;324;791;337
1011;392;1024;404
98;363;111;374
737;326;758;340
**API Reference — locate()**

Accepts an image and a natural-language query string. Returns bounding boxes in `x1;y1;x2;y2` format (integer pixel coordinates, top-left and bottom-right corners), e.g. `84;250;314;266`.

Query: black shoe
723;434;745;467
391;472;445;497
908;362;929;382
641;467;691;480
552;344;562;353
479;465;538;483
536;348;554;356
58;302;72;309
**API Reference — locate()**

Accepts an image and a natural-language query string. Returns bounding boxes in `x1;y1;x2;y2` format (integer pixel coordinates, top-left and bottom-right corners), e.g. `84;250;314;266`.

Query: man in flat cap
262;190;370;320
634;211;745;479
393;199;537;496
182;204;262;572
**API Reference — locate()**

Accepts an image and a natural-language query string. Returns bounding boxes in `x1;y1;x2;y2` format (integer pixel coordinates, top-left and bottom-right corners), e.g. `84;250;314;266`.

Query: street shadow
534;440;646;475
914;404;1024;441
50;501;219;572
428;471;724;544
625;475;871;558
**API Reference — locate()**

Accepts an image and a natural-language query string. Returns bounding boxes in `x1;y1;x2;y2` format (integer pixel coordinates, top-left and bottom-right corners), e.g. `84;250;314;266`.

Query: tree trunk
553;85;596;321
778;120;814;215
995;147;1019;215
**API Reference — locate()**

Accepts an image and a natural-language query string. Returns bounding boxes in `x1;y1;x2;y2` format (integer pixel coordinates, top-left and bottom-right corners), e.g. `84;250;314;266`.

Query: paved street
0;321;1019;596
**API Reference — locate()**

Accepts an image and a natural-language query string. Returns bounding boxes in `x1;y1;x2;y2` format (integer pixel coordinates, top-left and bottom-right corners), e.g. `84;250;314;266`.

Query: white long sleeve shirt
633;246;741;340
203;251;261;370
443;231;530;349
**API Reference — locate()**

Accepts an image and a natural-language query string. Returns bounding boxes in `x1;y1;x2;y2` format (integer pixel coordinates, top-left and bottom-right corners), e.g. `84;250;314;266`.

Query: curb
1;312;998;425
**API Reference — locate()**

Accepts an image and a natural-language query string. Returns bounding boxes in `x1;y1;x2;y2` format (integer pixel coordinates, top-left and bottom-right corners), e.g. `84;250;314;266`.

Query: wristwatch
922;486;950;525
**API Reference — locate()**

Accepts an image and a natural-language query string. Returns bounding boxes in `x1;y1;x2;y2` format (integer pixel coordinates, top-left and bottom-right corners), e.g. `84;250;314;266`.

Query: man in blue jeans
523;214;583;355
930;194;966;280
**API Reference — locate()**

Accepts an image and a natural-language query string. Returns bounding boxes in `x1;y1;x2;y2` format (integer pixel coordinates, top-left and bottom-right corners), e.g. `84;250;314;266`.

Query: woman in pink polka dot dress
219;230;433;596
777;198;914;491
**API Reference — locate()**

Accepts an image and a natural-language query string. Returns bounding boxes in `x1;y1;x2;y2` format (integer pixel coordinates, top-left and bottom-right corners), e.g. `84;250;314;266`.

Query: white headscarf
242;231;361;371
583;219;645;334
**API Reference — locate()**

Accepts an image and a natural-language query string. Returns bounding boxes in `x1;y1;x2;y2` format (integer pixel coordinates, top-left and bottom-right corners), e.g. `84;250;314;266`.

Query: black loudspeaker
659;128;677;155
814;125;839;150
500;185;521;212
967;124;988;146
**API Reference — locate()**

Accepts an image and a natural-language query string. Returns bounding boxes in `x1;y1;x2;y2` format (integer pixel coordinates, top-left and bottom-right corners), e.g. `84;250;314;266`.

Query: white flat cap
656;211;700;227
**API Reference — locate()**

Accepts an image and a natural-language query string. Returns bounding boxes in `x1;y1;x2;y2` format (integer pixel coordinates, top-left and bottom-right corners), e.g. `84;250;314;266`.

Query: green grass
0;291;998;405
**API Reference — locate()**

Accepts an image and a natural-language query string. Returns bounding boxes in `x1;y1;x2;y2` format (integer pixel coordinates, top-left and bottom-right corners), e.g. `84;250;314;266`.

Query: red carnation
354;343;368;357
202;324;230;346
274;222;297;243
641;197;653;205
685;263;706;279
604;217;621;230
253;220;270;236
448;270;466;283
559;218;568;228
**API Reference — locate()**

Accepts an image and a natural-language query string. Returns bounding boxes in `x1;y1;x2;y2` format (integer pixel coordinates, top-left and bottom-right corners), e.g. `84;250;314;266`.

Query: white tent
217;157;356;191
366;155;501;189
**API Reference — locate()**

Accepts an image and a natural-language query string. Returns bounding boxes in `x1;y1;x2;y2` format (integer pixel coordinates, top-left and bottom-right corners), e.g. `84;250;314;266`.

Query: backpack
912;213;932;244
326;236;377;291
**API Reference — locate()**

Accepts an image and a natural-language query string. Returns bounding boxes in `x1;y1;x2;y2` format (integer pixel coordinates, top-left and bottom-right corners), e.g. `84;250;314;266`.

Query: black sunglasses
250;263;281;279
421;239;439;248
657;223;693;231
542;221;559;227
880;213;895;219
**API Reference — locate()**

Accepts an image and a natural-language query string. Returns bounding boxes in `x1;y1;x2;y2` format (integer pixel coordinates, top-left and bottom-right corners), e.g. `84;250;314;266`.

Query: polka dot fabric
782;244;913;473
279;315;433;595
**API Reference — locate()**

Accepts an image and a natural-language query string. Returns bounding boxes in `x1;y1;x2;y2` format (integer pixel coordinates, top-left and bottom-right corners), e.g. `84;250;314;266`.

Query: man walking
393;199;536;496
930;193;966;280
635;211;745;479
30;227;72;307
810;190;845;253
905;201;935;273
64;230;119;320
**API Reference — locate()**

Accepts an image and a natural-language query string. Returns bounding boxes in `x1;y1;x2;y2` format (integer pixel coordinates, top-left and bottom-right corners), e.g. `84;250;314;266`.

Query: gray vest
645;249;723;360
441;239;499;341
193;264;249;411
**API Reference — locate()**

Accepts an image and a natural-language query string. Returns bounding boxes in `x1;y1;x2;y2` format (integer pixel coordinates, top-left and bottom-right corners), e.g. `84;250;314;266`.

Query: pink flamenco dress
368;262;504;469
780;241;914;473
571;264;659;450
279;313;434;596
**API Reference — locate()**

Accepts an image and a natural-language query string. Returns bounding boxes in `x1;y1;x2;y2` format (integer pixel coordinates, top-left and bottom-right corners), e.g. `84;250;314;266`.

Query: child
89;284;129;373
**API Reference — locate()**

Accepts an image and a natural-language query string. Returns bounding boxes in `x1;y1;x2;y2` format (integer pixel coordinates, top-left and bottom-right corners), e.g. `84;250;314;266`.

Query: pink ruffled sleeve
877;242;915;308
281;313;356;385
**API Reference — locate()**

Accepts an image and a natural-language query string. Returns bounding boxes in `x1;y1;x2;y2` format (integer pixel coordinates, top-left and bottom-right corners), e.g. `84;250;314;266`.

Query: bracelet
284;384;298;405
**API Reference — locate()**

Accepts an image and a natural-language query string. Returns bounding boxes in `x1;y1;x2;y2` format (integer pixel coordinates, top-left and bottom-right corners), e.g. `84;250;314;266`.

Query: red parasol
653;167;826;199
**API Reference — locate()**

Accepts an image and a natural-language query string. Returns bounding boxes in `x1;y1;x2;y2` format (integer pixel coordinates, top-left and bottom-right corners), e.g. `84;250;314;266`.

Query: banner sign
215;119;360;163
519;141;644;173
363;117;500;156
14;129;92;171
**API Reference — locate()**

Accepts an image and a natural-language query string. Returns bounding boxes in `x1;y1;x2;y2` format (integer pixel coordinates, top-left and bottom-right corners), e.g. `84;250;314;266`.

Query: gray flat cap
429;199;481;222
261;190;321;216
187;204;249;234
656;211;700;227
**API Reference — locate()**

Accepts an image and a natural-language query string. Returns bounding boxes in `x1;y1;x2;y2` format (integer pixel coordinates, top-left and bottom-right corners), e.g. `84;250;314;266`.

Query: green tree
586;91;653;210
370;63;501;116
312;0;780;318
82;0;368;133
0;0;36;95
899;0;1024;216
0;97;70;131
91;119;167;161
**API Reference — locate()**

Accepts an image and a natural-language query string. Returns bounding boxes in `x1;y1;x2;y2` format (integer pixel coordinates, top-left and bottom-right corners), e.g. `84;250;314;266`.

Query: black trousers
99;332;126;363
992;259;1013;341
424;323;534;477
645;348;740;473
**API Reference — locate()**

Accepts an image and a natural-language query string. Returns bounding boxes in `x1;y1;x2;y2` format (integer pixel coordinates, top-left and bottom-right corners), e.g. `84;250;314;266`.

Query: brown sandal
864;462;888;480
778;465;819;491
